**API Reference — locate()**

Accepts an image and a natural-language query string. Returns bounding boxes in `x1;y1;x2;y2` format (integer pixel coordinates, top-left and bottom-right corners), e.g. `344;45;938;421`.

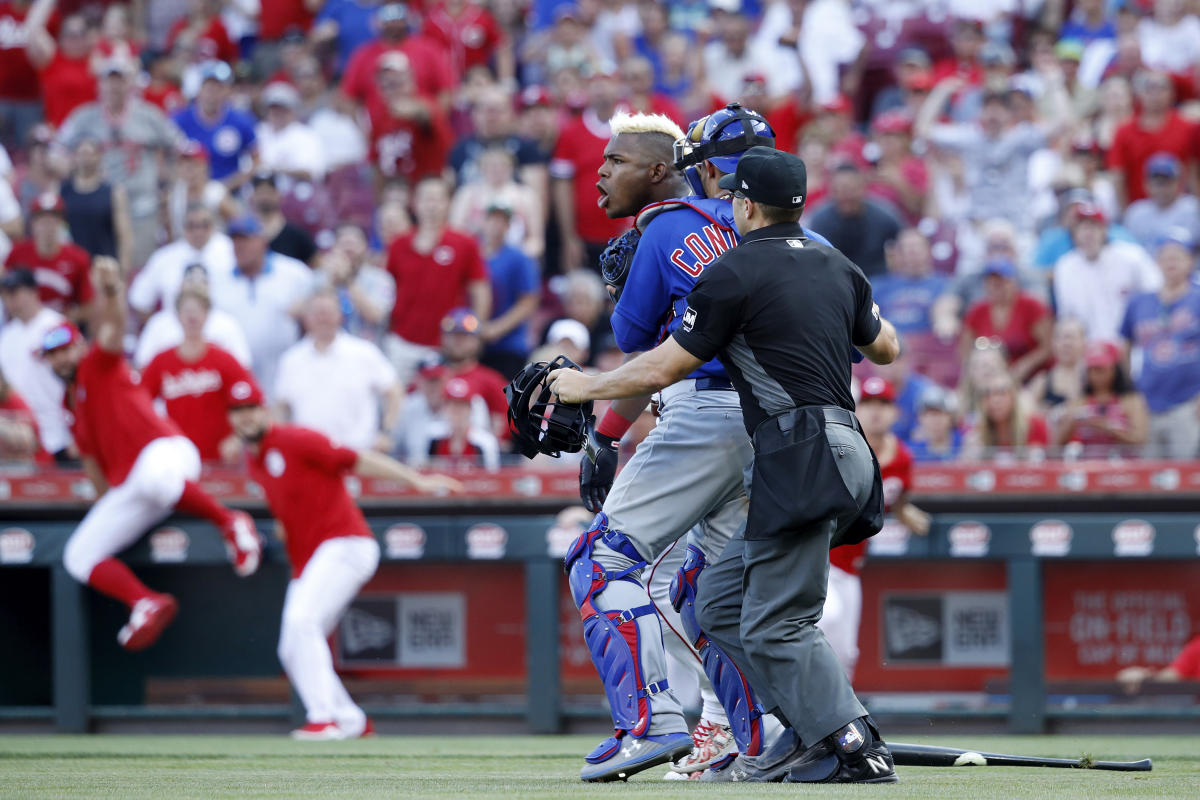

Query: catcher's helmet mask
505;355;594;459
673;103;775;172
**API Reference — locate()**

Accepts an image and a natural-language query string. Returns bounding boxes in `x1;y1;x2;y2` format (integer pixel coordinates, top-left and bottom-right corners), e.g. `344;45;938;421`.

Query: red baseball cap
31;192;65;216
820;94;853;115
518;84;553;110
39;322;83;354
442;377;475;402
872;110;912;135
226;375;265;409
1084;341;1120;369
1074;202;1107;224
860;376;896;404
179;139;209;161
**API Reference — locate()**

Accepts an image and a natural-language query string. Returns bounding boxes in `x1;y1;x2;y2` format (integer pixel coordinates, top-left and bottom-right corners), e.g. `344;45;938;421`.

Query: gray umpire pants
695;421;872;746
586;382;751;735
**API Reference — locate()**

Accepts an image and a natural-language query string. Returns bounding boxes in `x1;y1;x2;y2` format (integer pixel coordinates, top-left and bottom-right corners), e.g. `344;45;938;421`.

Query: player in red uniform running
42;257;261;652
226;374;463;740
825;376;930;679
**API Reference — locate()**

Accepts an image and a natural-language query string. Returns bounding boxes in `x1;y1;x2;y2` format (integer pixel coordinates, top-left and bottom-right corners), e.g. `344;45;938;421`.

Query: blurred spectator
550;64;629;271
704;9;792;102
807;163;902;278
1029;317;1088;414
621;54;682;122
421;376;500;468
449;85;547;197
908;385;962;462
424;0;514;84
395;361;473;461
275;288;401;452
4;193;92;318
0;0;51;149
56;55;184;269
366;52;453;184
256;82;326;184
866;111;928;223
61;138;131;269
932;17;985;88
134;262;251;369
545;269;614;366
129;203;234;320
870;46;935;120
15;124;56;218
957;338;1011;426
516;84;560;162
961;259;1052;384
871;348;936;444
1033;189;1139;272
1091;75;1132;151
871;228;955;339
1122;153;1200;250
1053;204;1162;342
384;177;491;383
477;202;539;379
339;2;455;110
0;365;37;461
167;0;237;64
1137;0;1200;74
0;170;16;261
167;140;237;240
544;317;590;366
1107;70;1196;207
25;9;97;129
172;60;257;186
139;287;246;464
294;56;369;172
210;215;315;396
1055;340;1149;457
1059;0;1116;45
375;199;412;250
317;223;395;346
1120;232;1200;459
438;307;508;441
917;85;1052;231
254;2;316;76
249;172;317;265
449;146;543;257
0;267;70;457
963;371;1051;461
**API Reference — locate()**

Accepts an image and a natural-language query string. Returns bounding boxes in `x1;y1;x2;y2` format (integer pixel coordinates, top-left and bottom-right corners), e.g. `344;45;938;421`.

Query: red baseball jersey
4;240;94;313
341;37;455;105
366;94;452;183
428;435;484;466
246;424;373;577
830;437;912;576
450;362;508;432
140;344;245;461
422;1;507;78
1107;111;1199;203
67;344;181;486
386;228;487;346
550;113;631;244
38;51;97;128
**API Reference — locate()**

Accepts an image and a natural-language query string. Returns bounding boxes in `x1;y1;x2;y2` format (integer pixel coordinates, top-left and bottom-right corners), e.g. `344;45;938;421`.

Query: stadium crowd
2;0;1200;469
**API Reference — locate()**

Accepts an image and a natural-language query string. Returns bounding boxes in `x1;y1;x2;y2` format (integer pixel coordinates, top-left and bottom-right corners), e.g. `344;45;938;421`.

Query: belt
773;405;860;434
657;377;737;411
696;377;734;391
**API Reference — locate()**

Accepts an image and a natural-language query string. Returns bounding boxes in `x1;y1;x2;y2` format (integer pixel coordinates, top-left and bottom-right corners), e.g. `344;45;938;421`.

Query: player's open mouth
596;184;608;208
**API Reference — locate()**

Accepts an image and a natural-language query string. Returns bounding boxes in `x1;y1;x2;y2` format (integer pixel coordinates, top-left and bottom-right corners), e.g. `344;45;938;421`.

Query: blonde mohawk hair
608;111;686;141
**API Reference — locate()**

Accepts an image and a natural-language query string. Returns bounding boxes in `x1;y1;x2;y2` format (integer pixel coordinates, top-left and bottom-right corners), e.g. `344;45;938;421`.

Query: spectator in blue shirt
872;228;955;337
1059;0;1116;46
1034;189;1138;271
909;385;964;462
1120;229;1200;459
172;61;258;186
479;203;540;379
312;0;386;74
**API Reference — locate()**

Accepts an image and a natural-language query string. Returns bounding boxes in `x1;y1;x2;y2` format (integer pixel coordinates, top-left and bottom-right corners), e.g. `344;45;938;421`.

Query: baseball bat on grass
889;742;1152;772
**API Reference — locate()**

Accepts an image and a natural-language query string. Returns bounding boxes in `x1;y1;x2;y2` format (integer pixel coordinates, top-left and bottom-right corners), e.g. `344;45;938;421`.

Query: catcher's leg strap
566;513;668;742
670;543;766;756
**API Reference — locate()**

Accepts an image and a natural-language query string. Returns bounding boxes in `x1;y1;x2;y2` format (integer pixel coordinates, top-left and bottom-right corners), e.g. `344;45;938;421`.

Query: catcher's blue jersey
611;197;830;382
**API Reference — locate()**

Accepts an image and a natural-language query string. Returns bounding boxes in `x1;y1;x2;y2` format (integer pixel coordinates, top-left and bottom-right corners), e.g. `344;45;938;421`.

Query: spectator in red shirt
166;0;237;66
384;176;491;383
423;0;513;84
340;2;454;111
0;0;57;148
438;308;509;442
26;10;96;129
366;51;452;184
960;259;1052;384
550;65;629;272
0;366;38;462
140;287;246;464
1055;340;1149;458
424;375;500;468
1117;634;1200;692
963;370;1051;461
255;0;315;79
1108;70;1198;206
4;192;93;317
867;111;928;224
931;18;985;89
226;374;460;740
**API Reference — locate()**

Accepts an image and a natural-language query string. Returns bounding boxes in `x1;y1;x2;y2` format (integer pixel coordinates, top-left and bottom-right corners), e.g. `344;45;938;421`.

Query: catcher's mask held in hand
505;355;594;459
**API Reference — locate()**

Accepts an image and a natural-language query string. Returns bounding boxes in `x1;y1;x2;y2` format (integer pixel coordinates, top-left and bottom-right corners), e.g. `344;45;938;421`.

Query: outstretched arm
90;256;126;354
353;449;464;495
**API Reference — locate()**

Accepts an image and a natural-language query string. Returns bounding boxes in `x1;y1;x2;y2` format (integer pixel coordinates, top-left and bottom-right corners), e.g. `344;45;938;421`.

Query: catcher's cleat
670;718;736;773
580;732;693;783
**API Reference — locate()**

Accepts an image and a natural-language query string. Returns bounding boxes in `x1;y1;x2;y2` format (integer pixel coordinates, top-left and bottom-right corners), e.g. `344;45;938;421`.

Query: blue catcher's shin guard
670;543;766;756
565;513;669;751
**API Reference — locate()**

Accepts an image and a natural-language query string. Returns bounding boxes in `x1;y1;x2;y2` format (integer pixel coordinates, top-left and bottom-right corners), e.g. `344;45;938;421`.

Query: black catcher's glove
579;420;620;512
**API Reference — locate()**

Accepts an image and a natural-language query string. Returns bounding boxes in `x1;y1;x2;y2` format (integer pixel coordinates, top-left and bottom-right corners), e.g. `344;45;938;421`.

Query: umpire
548;145;902;784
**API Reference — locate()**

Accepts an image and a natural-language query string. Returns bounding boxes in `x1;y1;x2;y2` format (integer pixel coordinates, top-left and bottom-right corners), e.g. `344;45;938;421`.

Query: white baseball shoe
291;722;346;741
670;718;737;774
222;511;262;577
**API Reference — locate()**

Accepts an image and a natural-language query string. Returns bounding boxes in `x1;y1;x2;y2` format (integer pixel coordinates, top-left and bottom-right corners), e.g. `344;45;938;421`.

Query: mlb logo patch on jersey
787;239;804;248
682;306;697;332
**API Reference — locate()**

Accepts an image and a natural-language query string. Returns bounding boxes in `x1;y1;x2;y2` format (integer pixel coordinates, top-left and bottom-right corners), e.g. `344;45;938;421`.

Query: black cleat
783;716;898;784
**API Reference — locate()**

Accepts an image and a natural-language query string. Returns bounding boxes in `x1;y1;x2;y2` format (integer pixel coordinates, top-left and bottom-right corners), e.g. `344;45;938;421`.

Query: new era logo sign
682;306;697;332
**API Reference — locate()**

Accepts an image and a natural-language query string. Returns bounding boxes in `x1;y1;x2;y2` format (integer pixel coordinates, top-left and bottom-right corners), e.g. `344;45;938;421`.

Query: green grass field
0;734;1196;799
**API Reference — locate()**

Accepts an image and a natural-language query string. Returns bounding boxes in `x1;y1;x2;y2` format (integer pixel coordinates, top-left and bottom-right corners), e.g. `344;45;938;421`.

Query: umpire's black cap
718;146;807;209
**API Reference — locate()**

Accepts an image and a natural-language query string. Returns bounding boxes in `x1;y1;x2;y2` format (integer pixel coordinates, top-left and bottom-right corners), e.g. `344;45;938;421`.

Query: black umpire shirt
672;222;882;437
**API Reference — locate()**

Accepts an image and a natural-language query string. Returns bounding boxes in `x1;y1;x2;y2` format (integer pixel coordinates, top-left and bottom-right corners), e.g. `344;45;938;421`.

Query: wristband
595;408;635;441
